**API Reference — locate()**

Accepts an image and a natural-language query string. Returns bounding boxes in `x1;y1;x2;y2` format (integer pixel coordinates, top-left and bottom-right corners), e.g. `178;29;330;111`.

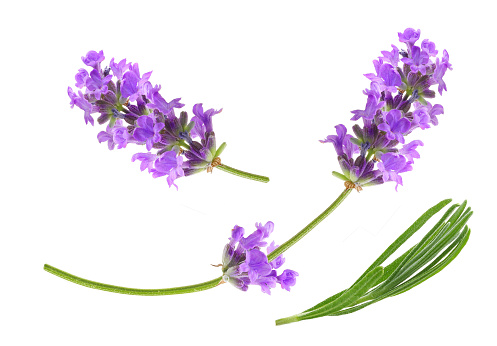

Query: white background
2;1;496;345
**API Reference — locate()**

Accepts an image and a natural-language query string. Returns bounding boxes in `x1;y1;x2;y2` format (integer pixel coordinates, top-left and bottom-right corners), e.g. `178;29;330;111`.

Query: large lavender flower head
221;222;298;294
68;50;228;189
322;29;451;191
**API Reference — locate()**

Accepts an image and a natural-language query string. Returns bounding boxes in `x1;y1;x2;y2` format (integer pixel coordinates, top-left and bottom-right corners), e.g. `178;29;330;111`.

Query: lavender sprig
44;222;297;296
324;28;452;192
268;28;453;261
68;51;269;189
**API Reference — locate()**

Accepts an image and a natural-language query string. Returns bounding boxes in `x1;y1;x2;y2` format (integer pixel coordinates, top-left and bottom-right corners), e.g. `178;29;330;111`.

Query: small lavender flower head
68;50;229;189
322;29;451;191
221;222;298;294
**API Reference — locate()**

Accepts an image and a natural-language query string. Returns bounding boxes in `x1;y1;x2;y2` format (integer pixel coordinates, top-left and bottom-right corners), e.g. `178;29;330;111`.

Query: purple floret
277;269;299;292
350;94;385;121
152;151;184;189
191;103;222;139
132;152;157;172
377;153;412;191
401;46;430;75
81;50;105;69
377;109;411;144
68;87;94;126
109;58;130;80
75;69;89;88
121;63;153;102
398;28;421;46
134;115;165;151
85;69;112;100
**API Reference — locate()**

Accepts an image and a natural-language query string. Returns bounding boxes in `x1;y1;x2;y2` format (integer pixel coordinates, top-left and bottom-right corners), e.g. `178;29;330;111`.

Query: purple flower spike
222;222;298;295
81;50;105;70
323;29;451;191
67;50;256;189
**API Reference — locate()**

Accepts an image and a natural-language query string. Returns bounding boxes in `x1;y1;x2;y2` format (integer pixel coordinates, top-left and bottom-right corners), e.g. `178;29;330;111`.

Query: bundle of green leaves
276;199;471;325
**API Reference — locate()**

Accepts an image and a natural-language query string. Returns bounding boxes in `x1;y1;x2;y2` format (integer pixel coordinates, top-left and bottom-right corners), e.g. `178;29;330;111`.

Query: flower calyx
207;156;222;173
344;180;363;192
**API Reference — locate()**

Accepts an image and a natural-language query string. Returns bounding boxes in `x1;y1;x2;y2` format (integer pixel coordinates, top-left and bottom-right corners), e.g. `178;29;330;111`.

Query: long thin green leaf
447;200;467;226
297;267;384;320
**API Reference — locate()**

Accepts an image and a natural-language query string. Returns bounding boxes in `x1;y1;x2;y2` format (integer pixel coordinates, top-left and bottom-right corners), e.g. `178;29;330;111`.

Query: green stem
215;164;269;183
268;188;353;262
365;149;374;162
44;264;222;296
275;315;300;326
178;140;191;150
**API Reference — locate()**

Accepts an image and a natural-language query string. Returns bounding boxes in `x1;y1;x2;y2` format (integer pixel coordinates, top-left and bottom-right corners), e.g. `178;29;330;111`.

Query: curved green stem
215;163;269;183
268;188;353;262
44;264;222;296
